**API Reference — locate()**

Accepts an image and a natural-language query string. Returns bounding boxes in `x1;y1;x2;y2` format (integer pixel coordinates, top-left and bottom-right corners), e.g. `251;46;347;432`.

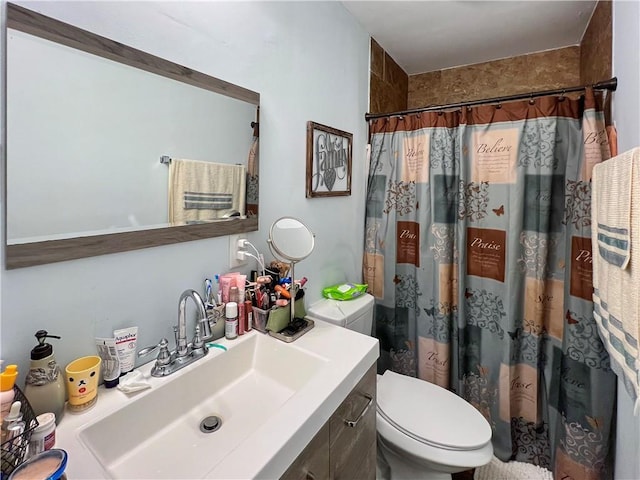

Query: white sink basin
56;321;379;479
79;334;327;479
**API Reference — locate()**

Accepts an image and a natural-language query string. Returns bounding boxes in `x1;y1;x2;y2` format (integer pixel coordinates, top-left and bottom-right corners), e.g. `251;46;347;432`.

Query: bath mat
474;456;553;480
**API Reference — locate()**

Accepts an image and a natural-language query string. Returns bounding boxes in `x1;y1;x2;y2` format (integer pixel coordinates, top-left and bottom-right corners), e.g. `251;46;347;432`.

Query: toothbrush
204;278;213;305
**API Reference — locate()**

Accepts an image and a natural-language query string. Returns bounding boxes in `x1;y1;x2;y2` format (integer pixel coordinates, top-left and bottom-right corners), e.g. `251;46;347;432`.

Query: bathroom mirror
267;217;315;340
4;3;259;269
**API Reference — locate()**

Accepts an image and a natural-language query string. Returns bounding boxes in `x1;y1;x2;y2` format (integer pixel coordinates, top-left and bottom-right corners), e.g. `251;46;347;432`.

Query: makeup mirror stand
267;217;315;342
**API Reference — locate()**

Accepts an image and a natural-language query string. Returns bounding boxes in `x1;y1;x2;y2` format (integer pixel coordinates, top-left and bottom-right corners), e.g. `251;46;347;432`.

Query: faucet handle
138;343;159;357
138;338;171;367
155;338;171;366
192;325;204;350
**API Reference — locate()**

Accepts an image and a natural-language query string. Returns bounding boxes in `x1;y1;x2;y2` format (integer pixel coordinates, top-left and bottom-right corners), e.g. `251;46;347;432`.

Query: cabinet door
281;423;330;480
329;365;377;480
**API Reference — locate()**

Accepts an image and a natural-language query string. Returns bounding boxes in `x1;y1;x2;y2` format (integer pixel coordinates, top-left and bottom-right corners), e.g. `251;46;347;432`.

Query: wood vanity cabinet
280;423;331;480
281;364;377;480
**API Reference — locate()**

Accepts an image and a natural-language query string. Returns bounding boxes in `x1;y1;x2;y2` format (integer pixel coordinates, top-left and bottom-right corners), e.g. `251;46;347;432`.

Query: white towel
592;147;640;413
117;370;151;394
594;149;633;268
168;158;246;225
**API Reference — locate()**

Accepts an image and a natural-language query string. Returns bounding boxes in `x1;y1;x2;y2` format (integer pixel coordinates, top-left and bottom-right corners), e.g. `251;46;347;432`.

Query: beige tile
580;0;612;84
408;47;580;108
370;38;384;78
368;41;408;114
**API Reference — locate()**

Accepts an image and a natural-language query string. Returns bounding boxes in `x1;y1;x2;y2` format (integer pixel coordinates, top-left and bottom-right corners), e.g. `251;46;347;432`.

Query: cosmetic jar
8;448;67;480
28;412;56;457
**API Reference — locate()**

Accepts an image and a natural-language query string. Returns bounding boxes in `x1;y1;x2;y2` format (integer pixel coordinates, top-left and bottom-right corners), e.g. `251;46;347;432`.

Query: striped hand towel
168;158;246;225
593;148;634;268
592;147;640;413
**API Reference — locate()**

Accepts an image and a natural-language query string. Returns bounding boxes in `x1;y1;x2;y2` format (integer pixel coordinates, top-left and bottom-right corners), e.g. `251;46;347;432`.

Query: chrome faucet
138;288;217;377
176;289;209;356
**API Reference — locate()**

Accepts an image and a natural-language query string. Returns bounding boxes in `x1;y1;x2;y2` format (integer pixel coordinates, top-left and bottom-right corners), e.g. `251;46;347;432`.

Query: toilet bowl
376;370;493;479
307;294;493;480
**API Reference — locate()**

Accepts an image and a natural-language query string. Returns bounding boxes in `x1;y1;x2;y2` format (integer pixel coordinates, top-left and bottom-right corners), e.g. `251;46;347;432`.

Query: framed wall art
306;121;352;198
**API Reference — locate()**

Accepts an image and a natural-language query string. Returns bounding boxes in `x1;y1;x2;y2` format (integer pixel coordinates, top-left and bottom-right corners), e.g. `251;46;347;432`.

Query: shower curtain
364;90;616;478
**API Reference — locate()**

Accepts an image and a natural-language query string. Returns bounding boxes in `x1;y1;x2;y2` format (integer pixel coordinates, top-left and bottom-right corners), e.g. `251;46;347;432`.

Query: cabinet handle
343;392;373;428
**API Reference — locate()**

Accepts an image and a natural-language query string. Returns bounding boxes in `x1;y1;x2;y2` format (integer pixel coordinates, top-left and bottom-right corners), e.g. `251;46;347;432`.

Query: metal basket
1;386;39;479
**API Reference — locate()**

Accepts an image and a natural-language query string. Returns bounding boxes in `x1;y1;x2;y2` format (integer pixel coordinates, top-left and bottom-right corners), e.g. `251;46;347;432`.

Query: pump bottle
23;331;66;423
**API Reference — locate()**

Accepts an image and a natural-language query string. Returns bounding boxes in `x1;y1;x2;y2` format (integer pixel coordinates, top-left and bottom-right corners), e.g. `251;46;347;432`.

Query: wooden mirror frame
4;3;259;269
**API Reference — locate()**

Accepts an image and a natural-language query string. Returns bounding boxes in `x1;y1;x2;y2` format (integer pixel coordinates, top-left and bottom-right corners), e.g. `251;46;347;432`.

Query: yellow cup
65;355;101;412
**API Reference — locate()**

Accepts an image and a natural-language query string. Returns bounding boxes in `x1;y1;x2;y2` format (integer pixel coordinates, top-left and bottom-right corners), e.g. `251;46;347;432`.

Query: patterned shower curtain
363;90;617;478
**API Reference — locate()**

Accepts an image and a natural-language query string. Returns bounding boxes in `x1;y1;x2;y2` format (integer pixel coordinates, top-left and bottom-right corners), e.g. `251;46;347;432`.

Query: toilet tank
306;293;375;336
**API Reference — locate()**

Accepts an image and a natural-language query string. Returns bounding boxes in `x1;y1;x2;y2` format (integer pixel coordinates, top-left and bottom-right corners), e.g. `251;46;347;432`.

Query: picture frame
306;121;352;198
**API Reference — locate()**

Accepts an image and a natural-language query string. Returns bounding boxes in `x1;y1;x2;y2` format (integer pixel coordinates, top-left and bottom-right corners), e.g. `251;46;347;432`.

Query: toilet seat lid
377;370;491;450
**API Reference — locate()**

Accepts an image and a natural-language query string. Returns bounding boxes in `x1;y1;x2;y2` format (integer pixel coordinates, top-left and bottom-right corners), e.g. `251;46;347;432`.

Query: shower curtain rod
364;77;618;121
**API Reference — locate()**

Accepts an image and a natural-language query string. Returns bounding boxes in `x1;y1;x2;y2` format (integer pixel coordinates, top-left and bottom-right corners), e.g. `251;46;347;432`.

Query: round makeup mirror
267;217;315;335
268;217;315;262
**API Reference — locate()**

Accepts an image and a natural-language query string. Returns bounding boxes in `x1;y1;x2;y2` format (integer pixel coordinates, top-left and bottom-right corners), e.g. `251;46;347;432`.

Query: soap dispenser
23;331;66;423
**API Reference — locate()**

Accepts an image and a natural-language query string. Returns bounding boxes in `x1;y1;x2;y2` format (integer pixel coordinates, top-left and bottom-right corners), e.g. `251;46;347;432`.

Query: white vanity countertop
55;319;379;479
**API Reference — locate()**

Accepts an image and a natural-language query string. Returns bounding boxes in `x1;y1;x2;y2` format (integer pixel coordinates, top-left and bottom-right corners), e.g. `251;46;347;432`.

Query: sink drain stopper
200;415;222;433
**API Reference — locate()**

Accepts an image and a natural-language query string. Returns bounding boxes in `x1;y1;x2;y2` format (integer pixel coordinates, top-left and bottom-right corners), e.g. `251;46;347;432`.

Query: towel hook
160;155;171;165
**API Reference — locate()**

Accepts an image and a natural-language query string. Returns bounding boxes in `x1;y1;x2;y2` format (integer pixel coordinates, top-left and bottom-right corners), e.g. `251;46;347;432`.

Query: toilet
306;293;493;480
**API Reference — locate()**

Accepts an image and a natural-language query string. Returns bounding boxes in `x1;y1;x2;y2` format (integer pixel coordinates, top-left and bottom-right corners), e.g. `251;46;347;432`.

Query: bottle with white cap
225;302;238;340
0;363;18;418
1;401;25;449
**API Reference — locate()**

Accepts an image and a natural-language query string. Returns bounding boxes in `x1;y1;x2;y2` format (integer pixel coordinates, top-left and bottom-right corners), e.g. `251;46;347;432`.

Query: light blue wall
612;1;640;479
0;1;370;381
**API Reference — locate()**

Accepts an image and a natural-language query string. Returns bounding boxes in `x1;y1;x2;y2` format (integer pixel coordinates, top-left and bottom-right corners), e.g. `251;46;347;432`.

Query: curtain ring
495;103;502;110
558;90;566;102
529;94;535;105
437;109;444;116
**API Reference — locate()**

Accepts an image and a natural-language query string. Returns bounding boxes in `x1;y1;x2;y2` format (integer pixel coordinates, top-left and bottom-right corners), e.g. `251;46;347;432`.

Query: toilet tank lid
306;293;374;326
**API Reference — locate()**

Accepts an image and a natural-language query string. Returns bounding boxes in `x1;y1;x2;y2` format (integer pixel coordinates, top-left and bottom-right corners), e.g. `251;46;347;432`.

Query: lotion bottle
244;300;253;332
238;301;246;336
225;302;238;340
0;363;18;418
24;331;66;423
